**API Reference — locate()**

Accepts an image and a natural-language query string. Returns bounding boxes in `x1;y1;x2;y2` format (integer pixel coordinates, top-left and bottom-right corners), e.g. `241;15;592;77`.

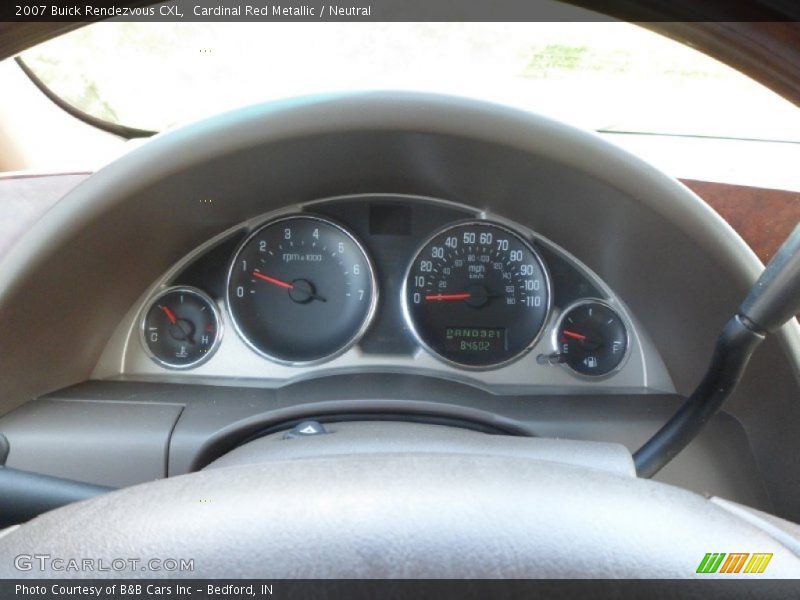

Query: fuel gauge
555;300;628;377
140;286;221;369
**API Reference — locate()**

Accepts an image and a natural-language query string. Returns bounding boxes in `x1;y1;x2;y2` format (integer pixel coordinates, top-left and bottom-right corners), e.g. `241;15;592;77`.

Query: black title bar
3;0;800;22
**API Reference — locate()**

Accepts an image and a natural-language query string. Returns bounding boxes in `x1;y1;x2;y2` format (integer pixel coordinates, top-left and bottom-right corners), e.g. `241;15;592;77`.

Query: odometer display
403;221;550;368
227;215;377;364
444;327;507;354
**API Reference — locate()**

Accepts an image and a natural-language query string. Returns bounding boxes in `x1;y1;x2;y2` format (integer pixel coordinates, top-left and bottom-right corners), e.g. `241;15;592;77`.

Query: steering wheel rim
2;91;799;417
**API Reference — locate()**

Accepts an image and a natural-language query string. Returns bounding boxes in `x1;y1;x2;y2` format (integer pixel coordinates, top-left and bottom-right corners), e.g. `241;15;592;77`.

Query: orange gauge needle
562;330;587;341
425;293;472;301
252;271;294;289
160;305;178;324
160;304;195;343
252;271;326;302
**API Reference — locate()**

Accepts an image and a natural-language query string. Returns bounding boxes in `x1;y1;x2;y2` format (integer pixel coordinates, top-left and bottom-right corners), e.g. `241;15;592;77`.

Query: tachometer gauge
555;300;628;376
227;215;377;364
403;221;550;368
140;286;221;369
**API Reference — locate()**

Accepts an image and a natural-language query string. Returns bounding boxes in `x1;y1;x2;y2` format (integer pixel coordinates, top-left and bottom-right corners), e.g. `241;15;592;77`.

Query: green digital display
444;327;507;353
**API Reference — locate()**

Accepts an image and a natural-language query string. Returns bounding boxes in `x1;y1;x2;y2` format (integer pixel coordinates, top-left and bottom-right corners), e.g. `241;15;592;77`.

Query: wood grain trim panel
681;179;800;264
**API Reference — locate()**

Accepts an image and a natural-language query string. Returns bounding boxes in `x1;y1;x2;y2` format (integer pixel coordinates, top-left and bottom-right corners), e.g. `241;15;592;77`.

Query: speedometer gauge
403;221;550;368
227;215;377;365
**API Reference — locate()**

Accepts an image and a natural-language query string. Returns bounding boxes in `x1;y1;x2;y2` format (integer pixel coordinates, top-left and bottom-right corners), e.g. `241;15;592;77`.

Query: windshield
16;22;800;141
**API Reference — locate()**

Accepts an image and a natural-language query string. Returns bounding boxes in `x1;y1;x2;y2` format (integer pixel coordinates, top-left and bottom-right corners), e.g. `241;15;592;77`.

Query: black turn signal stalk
635;222;800;478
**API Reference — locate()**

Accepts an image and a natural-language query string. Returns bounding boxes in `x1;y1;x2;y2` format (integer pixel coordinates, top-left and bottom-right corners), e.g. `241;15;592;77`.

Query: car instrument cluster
133;195;638;382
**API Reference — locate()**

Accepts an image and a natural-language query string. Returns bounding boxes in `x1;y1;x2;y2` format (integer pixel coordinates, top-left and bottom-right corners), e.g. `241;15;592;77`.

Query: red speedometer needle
160;305;177;325
425;293;472;301
252;271;294;290
562;330;587;341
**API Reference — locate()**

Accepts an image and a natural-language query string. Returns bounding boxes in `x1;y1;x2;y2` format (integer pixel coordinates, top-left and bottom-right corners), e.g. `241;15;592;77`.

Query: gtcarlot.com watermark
14;554;194;573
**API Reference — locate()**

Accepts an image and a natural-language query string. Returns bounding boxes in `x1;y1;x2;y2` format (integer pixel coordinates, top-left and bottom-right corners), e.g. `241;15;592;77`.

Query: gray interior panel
1;398;182;487
0;377;771;515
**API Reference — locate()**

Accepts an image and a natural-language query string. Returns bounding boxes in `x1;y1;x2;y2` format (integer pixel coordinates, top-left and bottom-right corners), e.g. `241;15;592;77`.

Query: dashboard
94;194;672;394
1;92;798;520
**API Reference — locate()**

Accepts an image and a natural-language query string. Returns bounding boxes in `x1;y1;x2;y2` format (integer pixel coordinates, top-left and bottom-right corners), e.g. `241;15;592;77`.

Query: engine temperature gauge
140;286;221;369
555;300;628;377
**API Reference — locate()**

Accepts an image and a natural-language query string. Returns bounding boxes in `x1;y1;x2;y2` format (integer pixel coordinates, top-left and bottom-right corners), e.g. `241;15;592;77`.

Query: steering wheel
1;93;800;578
1;420;799;577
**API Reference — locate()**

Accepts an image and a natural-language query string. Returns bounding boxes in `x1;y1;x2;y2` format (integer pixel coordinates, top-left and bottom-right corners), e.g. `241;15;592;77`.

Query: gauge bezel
551;298;632;379
139;285;223;370
401;218;552;371
225;213;379;367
